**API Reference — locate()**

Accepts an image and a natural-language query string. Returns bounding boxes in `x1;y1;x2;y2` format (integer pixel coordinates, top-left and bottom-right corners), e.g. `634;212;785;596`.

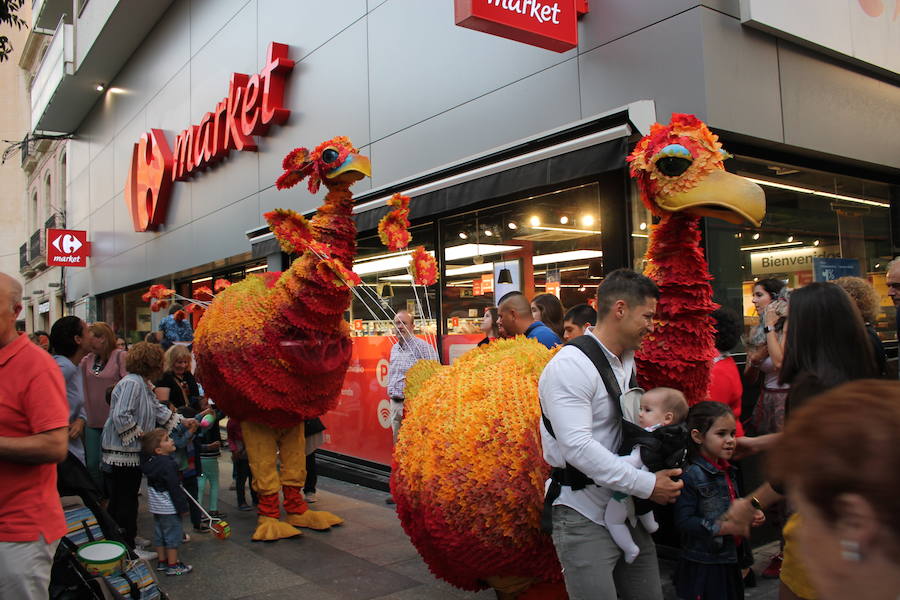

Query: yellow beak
655;169;765;227
327;153;371;180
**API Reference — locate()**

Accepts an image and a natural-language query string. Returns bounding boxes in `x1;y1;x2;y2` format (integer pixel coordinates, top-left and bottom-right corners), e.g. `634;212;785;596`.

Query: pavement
141;456;782;599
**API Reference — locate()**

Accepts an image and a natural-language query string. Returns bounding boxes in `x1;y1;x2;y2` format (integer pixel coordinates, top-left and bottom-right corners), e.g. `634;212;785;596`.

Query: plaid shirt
386;336;438;399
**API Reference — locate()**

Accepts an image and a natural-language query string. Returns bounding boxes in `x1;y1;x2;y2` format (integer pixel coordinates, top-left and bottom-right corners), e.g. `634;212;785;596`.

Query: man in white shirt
538;269;683;599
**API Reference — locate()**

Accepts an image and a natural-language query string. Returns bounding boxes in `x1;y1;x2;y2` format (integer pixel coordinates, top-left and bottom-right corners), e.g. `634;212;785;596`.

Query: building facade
21;0;900;467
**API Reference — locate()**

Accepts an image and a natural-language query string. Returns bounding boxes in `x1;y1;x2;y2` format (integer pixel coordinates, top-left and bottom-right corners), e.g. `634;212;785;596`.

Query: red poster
473;278;483;295
481;273;494;294
546;281;560;297
320;335;438;466
353;319;363;331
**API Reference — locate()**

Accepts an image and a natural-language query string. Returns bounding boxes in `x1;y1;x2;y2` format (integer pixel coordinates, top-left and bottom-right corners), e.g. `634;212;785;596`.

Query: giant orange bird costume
390;114;765;598
194;136;370;541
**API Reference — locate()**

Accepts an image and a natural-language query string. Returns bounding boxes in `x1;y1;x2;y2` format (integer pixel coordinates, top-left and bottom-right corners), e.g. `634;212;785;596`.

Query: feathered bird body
194;182;358;428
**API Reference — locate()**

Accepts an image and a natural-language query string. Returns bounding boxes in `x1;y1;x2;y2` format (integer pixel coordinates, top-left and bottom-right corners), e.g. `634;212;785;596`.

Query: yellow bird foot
285;510;344;531
251;515;303;541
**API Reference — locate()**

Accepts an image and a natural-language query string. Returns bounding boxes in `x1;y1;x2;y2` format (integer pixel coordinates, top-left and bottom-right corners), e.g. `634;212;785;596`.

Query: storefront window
707;156;894;343
350;224;438;338
440;183;603;359
101;287;153;344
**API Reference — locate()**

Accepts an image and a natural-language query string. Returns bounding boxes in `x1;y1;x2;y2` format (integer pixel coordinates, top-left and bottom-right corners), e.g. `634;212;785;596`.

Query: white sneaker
134;536;151;549
134;548;158;561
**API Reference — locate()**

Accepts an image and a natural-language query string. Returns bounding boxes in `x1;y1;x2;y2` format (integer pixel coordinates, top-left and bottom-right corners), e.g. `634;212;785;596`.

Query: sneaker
194;524;211;533
304;492;317;503
166;562;193;576
156;561;168;573
134;536;151;549
134;548;158;561
182;532;191;543
762;553;783;579
238;504;254;511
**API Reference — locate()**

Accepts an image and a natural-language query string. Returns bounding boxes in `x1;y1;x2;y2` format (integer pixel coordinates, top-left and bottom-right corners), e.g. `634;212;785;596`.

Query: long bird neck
645;212;710;296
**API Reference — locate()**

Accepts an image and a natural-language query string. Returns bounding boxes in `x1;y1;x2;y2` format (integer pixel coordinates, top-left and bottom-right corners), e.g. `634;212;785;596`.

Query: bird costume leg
279;425;343;530
242;421;302;541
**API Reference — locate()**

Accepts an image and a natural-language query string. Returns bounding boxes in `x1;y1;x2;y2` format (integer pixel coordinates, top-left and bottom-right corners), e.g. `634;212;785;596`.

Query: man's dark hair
497;290;525;306
711;307;742;352
595;269;659;320
564;304;597;327
49;316;84;358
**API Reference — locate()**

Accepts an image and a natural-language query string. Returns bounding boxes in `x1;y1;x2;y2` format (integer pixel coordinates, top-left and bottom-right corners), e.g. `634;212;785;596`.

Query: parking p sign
47;229;90;267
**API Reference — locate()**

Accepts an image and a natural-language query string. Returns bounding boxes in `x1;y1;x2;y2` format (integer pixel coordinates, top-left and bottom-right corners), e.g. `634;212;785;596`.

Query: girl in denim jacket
674;402;765;600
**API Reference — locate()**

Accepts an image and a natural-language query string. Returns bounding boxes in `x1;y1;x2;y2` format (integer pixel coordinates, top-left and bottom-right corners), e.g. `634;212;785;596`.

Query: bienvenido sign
454;0;587;52
125;42;295;232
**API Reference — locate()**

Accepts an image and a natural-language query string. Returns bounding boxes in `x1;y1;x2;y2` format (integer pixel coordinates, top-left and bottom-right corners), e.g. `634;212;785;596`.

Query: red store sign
125;42;295;232
47;229;91;267
455;0;588;52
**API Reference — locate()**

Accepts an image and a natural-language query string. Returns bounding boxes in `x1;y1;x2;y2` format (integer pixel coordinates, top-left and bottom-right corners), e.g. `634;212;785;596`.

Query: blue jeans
153;513;183;549
550;505;663;600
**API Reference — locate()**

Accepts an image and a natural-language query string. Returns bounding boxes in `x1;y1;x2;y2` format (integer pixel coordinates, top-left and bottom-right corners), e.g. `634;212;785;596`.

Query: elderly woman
155;345;200;411
768;380;900;600
80;321;127;487
101;342;195;551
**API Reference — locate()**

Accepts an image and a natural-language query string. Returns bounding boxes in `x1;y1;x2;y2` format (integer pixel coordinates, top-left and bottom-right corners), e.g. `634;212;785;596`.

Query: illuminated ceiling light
631;233;649;238
508;222;517;230
484;229;492;237
578;286;586;292
191;276;212;284
529;215;540;227
752;233;760;240
787;235;794;242
739;241;803;252
560;216;569;225
533;225;602;235
95;83;105;92
813;239;820;246
245;264;267;273
743;176;890;209
875;263;881;269
458;232;467;239
581;215;595;227
639;222;647;231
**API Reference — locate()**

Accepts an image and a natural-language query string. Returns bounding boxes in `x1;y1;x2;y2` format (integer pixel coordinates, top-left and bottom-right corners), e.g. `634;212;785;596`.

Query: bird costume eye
653;144;693;177
321;148;340;164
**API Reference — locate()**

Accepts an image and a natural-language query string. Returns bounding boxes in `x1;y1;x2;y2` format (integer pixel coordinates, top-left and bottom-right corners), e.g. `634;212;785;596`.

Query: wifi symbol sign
377;399;392;429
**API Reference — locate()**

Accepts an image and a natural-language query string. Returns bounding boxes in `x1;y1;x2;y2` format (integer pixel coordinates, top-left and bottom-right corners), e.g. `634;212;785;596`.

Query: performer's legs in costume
279;424;343;531
242;421;302;541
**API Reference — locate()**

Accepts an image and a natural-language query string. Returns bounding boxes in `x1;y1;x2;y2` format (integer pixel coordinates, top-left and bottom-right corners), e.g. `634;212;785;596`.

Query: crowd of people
3;259;900;599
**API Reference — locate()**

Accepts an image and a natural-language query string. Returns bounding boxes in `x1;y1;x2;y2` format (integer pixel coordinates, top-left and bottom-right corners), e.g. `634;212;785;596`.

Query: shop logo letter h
125;129;174;232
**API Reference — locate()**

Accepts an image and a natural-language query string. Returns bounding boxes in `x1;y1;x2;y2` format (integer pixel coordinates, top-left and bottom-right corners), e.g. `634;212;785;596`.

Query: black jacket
141;453;189;515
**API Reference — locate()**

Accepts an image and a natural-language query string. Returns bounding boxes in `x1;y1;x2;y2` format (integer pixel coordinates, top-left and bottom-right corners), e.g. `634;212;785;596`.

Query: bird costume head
628;113;764;226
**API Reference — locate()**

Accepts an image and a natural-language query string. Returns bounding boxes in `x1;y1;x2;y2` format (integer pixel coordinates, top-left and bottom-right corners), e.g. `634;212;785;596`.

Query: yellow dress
781;513;817;599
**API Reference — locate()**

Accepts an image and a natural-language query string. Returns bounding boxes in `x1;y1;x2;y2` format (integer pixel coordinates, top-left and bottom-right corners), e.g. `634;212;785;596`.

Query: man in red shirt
0;272;69;599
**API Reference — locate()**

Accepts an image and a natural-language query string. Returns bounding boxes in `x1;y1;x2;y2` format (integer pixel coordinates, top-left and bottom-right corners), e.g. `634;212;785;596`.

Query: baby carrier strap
540;335;636;533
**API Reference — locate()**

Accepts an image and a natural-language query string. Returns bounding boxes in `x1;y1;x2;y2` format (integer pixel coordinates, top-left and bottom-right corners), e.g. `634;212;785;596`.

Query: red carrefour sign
455;0;587;52
47;229;90;267
125;42;295;231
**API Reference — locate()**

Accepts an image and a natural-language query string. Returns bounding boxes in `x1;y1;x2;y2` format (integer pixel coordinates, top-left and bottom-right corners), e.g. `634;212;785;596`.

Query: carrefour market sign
455;0;588;52
125;42;294;232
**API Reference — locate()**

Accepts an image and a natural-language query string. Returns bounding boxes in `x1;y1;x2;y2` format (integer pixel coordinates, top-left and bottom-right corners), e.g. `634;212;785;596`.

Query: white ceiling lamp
743;176;889;208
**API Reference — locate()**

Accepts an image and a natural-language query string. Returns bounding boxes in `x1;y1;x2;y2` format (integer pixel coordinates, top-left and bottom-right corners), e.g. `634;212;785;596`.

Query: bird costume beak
655;169;765;227
327;153;371;180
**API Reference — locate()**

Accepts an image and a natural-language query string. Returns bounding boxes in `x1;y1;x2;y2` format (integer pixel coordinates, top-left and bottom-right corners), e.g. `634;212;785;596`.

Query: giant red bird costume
194;136;370;541
390;114;765;598
628;114;764;403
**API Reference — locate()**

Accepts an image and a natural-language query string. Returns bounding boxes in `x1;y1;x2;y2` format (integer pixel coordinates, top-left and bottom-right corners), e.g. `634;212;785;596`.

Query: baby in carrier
605;386;689;563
